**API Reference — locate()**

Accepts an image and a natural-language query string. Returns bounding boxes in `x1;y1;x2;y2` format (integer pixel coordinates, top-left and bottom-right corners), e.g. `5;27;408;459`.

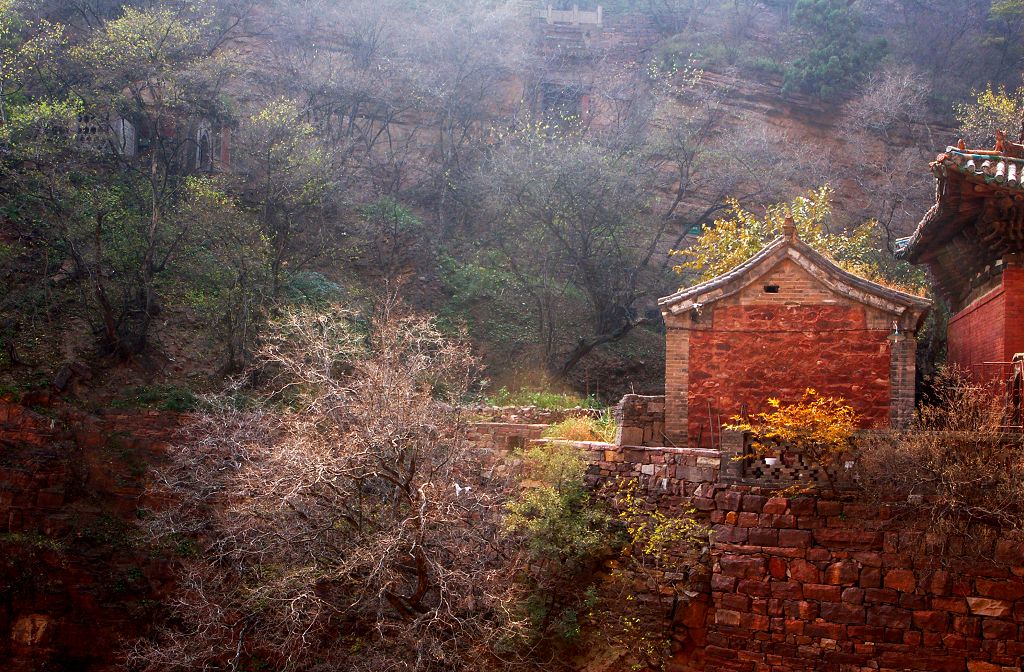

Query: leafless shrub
130;303;531;671
843;65;930;141
855;368;1024;562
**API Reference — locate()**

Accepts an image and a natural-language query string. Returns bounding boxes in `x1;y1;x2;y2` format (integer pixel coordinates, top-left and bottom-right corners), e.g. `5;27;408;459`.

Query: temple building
897;133;1024;382
659;219;931;448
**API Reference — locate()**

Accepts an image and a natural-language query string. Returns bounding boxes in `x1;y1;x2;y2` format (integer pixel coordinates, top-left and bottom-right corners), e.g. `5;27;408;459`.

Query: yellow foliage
954;84;1024;147
726;389;856;492
670;186;927;296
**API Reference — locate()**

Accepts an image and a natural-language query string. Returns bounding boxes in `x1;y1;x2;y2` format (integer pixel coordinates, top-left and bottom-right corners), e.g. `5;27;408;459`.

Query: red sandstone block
814;528;884;549
738;579;772;598
741;494;768;513
807;548;831;562
866;605;912;628
768;557;787;580
826;560;861;586
715;609;743;627
769;513;797;528
712;574;737;592
912;610;949;632
715;490;742;511
720;556;767;579
966;597;1013;617
761;546;807;559
771;582;803;600
797;515;825;530
737;512;759;527
805;620;845;639
860;567;882;589
788;559;819;583
721;593;752;612
981;618;1017;640
778;529;811;548
899;593;928;610
714;524;749;545
803;584;841;601
932;596;968;614
842;587;865;605
993;540;1024;565
953;615;982;637
924;570;952;596
789;498;815;515
965;662;1003;672
851;551;883;567
748;528;779;547
817;500;843;517
884;569;916;593
820;601;866;625
763;497;788;515
975;578;1024;601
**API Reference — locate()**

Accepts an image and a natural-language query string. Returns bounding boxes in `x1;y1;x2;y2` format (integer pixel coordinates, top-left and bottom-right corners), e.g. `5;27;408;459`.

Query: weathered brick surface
948;266;1024;382
664;258;920;447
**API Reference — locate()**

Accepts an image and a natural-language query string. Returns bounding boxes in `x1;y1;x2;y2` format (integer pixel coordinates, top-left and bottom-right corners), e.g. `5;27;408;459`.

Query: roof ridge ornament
782;209;797;242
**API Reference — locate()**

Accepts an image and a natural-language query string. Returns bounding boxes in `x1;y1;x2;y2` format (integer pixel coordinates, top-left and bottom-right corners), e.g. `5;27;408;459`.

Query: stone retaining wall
614;394;668;447
704;485;1024;672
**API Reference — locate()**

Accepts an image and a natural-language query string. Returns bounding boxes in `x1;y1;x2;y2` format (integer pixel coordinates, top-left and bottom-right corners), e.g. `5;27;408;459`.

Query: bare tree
131;304;530;671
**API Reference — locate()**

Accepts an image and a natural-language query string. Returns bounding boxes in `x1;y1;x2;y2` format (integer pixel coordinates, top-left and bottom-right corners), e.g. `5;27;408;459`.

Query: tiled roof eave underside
899;147;1024;262
658;236;931;330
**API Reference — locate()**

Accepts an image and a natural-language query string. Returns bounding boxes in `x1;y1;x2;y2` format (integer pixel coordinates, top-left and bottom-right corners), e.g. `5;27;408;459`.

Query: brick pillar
888;331;917;429
664;320;689;446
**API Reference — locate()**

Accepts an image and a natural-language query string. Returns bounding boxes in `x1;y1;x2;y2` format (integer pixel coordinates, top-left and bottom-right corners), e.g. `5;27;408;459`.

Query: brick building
659;219;931;448
898;135;1024;383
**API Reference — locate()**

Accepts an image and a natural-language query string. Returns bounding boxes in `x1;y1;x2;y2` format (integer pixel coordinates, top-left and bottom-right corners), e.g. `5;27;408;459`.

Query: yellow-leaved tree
727;389;857;494
954;84;1024;147
670;185;927;295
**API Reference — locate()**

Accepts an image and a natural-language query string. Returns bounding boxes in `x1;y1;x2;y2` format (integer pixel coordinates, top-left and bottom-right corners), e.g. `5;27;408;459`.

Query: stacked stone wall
705;485;1024;672
614;394;668;447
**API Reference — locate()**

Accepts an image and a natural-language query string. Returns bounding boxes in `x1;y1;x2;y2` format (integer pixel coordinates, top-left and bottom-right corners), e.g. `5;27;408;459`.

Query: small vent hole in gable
763;284;780;294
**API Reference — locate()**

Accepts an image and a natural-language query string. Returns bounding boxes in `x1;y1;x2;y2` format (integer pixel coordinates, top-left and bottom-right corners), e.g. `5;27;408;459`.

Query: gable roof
659;233;931;330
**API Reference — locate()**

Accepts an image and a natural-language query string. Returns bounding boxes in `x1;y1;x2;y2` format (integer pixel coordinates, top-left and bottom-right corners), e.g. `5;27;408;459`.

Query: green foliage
782;0;886;99
505;442;613;642
506;443;611;565
111;385;200;412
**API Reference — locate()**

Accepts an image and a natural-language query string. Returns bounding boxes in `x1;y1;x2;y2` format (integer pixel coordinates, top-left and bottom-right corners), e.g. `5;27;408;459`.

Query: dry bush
542;413;617;443
855;368;1024;561
130;304;532;671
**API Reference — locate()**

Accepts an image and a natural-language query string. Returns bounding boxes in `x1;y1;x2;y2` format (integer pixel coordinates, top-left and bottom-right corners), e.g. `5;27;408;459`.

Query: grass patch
485;386;602;410
111;385;200;411
543;412;617;443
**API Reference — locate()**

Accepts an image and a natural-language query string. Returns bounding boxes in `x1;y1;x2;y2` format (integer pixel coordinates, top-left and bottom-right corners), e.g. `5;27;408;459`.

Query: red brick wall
704;486;1024;672
686;304;892;447
949;267;1024;382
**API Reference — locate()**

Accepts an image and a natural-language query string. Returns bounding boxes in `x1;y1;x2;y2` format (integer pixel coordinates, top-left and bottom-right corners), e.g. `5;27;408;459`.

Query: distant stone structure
898;133;1024;384
659;218;931;448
